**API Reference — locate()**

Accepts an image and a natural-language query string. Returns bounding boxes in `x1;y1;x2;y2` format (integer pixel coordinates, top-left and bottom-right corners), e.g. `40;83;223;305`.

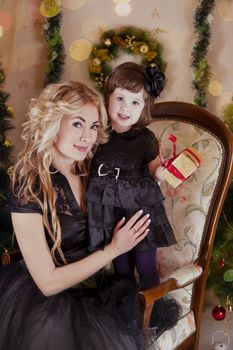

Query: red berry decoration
211;305;226;321
218;259;225;268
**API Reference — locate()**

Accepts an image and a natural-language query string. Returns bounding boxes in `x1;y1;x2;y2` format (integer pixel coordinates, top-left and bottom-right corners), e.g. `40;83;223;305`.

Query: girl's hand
154;165;165;182
110;210;150;256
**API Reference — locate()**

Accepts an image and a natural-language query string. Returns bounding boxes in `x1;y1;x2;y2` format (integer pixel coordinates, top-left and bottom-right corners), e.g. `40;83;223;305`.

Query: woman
0;81;152;350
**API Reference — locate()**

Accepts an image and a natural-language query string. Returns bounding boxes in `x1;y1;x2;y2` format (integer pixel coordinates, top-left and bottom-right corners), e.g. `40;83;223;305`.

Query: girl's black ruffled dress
86;127;176;251
0;171;156;350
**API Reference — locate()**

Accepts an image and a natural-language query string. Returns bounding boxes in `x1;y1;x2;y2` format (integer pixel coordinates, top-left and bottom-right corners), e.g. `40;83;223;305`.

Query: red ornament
218;259;225;268
211;305;226;321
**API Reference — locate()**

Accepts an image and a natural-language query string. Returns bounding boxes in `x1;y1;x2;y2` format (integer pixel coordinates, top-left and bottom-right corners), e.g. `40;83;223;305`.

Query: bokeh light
217;0;233;21
63;0;86;10
40;0;61;18
0;11;11;31
113;0;131;3
13;45;36;69
208;80;223;96
82;16;107;40
69;39;92;61
115;3;132;16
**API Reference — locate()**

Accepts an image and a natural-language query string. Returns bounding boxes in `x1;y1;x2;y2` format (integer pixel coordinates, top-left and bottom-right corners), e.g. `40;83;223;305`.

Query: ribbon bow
159;134;202;183
98;163;120;180
145;66;165;97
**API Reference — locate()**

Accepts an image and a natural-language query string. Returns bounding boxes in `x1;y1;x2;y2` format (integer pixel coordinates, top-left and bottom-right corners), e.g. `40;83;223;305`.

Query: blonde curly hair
11;81;108;264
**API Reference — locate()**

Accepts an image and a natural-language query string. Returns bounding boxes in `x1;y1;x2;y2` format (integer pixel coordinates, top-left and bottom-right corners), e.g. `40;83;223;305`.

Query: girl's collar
110;126;144;138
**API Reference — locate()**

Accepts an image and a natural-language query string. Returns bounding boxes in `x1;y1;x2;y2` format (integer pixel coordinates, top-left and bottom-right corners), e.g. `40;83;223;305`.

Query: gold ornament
140;44;149;54
125;34;136;48
95;73;104;82
7;106;14;116
92;58;101;67
104;38;112;47
96;49;111;61
2;248;11;266
89;65;102;74
4;139;12;148
226;295;233;312
144;51;157;62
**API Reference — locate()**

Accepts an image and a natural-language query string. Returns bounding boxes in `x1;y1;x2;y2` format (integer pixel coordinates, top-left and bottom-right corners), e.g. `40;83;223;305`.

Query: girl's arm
12;210;150;297
148;156;164;181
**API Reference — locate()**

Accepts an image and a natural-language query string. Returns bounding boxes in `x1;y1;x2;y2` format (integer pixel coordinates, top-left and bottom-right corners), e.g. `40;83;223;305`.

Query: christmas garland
88;26;167;93
0;61;14;258
191;0;216;107
43;12;65;86
0;63;13;166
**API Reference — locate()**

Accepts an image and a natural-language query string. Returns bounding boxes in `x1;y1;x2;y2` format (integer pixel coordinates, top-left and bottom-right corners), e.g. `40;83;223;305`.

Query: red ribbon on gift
159;134;201;182
159;134;177;166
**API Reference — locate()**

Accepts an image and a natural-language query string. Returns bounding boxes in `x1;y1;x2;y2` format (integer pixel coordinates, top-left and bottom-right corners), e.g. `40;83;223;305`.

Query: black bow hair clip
144;66;165;98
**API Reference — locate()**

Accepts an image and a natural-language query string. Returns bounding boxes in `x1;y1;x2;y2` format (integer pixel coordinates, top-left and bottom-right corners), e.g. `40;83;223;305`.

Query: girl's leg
133;249;160;289
113;252;136;282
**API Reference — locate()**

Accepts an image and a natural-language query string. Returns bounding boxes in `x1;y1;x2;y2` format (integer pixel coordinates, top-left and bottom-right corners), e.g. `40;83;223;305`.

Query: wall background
0;0;232;153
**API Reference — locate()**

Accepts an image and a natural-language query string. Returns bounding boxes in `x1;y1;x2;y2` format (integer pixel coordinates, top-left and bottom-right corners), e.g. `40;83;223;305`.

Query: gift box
159;134;202;188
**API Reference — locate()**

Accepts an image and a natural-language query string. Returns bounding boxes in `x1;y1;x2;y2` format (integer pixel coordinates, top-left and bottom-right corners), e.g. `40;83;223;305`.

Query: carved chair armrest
138;263;203;328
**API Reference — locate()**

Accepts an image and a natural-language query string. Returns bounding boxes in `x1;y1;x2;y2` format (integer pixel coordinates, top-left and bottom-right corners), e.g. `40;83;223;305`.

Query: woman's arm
12;210;150;297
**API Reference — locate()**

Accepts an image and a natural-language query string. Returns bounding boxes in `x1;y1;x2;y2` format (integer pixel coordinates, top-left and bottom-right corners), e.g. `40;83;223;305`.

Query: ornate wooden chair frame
139;101;233;350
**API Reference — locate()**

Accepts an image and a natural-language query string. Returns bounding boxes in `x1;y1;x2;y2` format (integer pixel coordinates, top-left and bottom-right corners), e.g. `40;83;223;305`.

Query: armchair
139;102;233;350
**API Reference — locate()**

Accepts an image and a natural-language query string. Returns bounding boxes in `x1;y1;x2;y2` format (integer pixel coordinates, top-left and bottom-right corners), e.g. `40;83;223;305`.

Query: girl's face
53;103;99;166
108;88;145;133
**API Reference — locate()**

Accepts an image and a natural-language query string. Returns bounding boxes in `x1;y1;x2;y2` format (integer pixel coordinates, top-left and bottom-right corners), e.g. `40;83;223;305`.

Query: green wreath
88;26;167;93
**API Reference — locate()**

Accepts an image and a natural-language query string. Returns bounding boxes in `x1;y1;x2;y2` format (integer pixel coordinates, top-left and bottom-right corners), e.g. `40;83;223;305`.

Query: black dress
0;171;157;350
86;127;176;251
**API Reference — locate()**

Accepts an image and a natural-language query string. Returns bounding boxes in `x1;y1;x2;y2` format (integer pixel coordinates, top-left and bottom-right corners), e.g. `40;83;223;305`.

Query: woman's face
53;103;99;165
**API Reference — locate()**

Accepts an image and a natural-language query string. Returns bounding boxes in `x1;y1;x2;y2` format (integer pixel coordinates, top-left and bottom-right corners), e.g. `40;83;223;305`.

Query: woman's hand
12;211;150;296
110;210;150;256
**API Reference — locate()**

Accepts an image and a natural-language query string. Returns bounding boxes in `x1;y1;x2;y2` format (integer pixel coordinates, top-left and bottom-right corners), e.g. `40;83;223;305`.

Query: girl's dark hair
104;62;155;126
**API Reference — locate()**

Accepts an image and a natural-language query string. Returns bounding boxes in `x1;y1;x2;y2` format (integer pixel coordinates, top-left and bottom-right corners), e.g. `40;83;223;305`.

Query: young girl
86;62;177;290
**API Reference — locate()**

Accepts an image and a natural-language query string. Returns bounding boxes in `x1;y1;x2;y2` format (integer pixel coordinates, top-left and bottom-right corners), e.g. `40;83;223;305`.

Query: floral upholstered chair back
147;102;229;350
149;119;223;276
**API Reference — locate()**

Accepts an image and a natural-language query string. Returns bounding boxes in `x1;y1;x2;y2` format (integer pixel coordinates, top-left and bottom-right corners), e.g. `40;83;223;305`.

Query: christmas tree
0;63;14;258
207;97;233;311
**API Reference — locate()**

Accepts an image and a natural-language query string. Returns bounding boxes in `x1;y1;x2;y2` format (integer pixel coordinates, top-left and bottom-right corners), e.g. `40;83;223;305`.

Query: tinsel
43;12;65;85
191;0;216;107
88;26;167;93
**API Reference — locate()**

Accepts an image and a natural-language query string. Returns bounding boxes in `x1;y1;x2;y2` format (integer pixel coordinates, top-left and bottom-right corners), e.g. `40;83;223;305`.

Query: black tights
113;249;160;289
